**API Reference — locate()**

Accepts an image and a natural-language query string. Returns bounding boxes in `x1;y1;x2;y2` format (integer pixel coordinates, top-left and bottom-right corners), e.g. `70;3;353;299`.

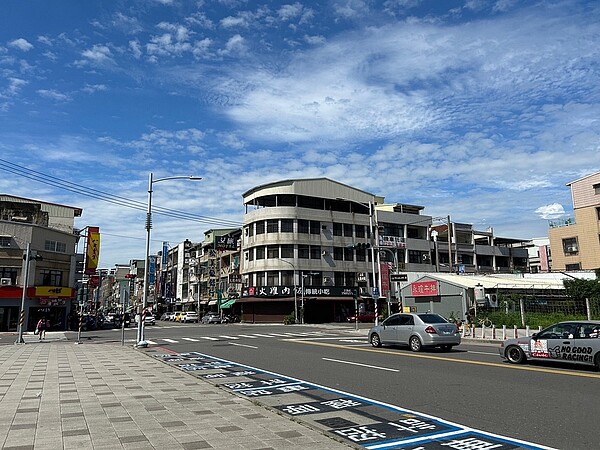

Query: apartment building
549;171;600;271
0;195;81;331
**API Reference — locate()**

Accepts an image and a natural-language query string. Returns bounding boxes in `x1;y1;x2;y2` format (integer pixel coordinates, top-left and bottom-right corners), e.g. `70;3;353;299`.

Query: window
41;270;62;286
298;245;309;259
281;270;294;285
267;271;278;285
245;250;254;261
344;247;354;261
356;247;366;262
310;246;321;259
267;245;279;259
334;272;345;286
280;245;294;258
255;221;265;235
355;225;365;238
562;237;578;255
408;250;425;264
343;223;353;237
333;223;342;236
298;219;309;233
0;236;11;247
281;219;294;232
596;207;600;221
566;263;581;271
333;247;343;260
309;220;320;235
267;219;279;233
45;240;66;253
255;246;265;259
594;183;600;195
0;268;17;283
255;272;265;287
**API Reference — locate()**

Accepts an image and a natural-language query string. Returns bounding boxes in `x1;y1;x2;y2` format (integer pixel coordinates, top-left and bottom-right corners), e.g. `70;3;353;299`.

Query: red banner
411;280;439;297
380;263;390;297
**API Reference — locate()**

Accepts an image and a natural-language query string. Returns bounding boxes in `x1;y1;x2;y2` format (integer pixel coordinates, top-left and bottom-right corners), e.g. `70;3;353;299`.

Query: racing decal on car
552;345;595;363
530;339;550;358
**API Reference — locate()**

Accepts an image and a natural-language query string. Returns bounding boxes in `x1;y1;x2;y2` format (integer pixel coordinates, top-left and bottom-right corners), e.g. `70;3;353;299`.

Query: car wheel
409;336;422;352
506;345;526;364
370;333;382;348
441;344;452;352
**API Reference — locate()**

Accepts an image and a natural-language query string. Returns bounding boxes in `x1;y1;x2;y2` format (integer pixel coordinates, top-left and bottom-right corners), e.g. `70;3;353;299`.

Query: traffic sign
371;287;379;298
390;273;408;282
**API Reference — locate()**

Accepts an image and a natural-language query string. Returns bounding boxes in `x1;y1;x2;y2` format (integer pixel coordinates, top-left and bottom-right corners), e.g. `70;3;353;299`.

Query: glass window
408;250;423;263
310;220;320;235
333;247;343;260
267;245;279;259
343;223;353;237
356;248;366;262
398;315;414;326
333;223;342;236
280;245;294;258
298;245;309;259
562;237;578;255
355;225;365;238
0;236;11;247
267;271;278;285
538;323;579;339
418;314;448;324
384;315;402;326
44;240;66;253
281;270;294;285
255;272;265;287
255;246;265;259
281;219;294;232
344;247;354;261
245;250;253;261
310;246;321;259
255;221;265;235
267;219;279;233
41;270;62;286
594;183;600;195
298;219;309;234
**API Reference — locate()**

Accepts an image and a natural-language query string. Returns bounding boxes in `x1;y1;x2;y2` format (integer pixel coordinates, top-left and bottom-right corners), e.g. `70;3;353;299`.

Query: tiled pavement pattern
0;342;353;450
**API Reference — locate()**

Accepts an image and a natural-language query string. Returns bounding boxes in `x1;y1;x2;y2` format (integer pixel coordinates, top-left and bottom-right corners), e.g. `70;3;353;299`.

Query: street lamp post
137;172;202;347
15;242;31;344
279;259;298;324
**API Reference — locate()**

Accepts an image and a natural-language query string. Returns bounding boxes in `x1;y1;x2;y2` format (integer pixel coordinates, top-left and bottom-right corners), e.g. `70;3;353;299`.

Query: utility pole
447;215;453;273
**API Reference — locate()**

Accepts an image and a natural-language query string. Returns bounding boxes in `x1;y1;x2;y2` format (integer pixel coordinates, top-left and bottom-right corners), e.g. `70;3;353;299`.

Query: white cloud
129;40;142;59
82;84;107;94
304;35;326;45
278;3;303;21
7;77;27;95
218;34;247;56
8;38;33;51
332;0;370;20
535;203;566;220
37;35;53;46
37;89;70;101
76;44;115;66
220;16;248;28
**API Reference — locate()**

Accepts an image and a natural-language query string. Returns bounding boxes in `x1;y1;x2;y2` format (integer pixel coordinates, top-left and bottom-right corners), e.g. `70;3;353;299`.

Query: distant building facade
549;171;600;271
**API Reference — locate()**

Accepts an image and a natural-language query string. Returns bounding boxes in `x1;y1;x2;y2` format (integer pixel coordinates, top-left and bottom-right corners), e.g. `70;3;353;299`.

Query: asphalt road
84;322;599;449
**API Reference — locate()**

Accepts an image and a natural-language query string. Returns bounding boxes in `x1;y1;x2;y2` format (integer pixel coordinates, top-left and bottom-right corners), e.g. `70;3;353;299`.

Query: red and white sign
411;280;439;297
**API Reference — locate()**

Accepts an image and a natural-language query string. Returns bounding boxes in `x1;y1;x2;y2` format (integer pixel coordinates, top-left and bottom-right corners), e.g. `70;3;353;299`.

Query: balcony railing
549;218;575;228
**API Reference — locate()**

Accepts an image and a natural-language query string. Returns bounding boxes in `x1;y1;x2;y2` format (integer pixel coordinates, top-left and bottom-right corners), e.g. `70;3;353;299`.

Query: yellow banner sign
34;286;74;298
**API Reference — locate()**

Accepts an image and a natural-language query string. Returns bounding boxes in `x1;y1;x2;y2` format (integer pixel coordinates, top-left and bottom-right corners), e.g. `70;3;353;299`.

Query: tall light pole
279;259;298;324
15;242;31;344
137;173;202;347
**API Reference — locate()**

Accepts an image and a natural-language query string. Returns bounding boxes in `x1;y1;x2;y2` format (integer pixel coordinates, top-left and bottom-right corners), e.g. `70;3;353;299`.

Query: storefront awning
220;299;236;309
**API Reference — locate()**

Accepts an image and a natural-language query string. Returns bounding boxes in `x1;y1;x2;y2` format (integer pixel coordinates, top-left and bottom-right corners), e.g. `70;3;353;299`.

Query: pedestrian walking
36;317;49;340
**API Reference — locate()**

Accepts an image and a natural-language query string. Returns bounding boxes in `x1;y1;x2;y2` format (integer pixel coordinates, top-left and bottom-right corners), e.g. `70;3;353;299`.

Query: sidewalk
0;340;352;450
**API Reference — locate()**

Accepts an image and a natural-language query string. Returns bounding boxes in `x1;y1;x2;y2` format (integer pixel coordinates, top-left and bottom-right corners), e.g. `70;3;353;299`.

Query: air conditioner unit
1;278;12;286
321;250;328;256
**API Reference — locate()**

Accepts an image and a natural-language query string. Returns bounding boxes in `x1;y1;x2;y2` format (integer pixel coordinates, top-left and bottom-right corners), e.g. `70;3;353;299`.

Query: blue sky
1;0;599;268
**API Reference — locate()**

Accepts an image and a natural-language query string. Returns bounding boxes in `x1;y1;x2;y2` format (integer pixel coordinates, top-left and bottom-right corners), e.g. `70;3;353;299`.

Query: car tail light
424;326;438;334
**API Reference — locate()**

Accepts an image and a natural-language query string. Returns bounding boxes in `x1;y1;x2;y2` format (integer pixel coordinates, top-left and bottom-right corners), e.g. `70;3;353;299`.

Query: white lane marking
231;343;258;349
266;333;290;337
251;333;275;338
181;337;199;342
162;338;178;343
200;336;219;341
237;334;258;339
219;335;240;340
145;340;157;344
322;357;399;372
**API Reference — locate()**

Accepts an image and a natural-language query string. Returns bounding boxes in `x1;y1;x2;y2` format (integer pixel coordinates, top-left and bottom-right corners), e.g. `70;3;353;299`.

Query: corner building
239;178;433;323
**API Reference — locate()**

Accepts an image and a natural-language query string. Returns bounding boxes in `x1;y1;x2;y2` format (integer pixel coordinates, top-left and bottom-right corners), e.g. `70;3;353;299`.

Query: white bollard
526;325;530;336
513;325;518;338
502;325;507;340
492;325;496;340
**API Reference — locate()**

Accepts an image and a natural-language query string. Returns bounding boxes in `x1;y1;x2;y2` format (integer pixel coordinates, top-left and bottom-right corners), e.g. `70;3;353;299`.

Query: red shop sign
411;280;439;297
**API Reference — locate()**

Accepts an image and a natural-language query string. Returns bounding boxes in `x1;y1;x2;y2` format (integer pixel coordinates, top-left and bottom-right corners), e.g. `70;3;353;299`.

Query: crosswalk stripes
236;334;259;339
181;337;199;342
199;336;219;341
218;335;240;340
162;338;178;343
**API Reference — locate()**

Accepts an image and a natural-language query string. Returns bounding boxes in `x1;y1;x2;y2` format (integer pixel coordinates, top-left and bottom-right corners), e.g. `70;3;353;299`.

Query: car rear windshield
418;314;447;324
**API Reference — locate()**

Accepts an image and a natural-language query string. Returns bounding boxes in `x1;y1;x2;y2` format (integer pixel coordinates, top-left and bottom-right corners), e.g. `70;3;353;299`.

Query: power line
0;159;242;228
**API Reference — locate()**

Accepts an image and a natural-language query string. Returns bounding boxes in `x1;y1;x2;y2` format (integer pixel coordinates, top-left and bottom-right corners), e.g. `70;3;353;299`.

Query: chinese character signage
148;255;157;284
85;226;100;275
242;286;355;298
215;236;237;251
410;280;439;297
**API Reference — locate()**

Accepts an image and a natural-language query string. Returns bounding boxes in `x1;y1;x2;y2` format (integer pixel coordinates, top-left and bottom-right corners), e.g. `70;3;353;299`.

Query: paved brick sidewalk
0;341;353;450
